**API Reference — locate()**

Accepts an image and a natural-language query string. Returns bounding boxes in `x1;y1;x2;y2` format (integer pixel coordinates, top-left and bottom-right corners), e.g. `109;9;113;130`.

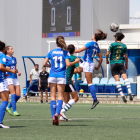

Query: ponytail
95;29;107;41
56;36;67;50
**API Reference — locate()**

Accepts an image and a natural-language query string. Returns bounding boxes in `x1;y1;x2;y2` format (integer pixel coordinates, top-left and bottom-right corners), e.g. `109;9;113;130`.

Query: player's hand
30;80;33;84
126;65;128;69
94;67;99;70
48;85;49;88
6;74;10;78
18;72;21;76
39;84;41;88
75;58;80;63
11;70;18;74
106;60;109;64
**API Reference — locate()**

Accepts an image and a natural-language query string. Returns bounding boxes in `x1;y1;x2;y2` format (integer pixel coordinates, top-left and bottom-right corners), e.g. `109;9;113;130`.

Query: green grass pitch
1;102;140;140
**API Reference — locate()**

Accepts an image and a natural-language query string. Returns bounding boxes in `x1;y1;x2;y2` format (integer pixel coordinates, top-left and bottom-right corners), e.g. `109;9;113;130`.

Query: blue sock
11;94;16;112
89;85;97;101
16;95;20;102
7;102;12;109
56;100;63;116
50;100;56;118
0;101;8;124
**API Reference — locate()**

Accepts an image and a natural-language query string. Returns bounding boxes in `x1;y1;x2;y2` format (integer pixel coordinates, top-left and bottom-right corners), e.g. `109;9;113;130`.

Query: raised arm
74;46;87;53
94;53;103;70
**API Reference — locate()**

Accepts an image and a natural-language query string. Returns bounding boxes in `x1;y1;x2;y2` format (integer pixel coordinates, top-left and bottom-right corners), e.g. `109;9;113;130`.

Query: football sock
116;81;124;96
88;84;97;101
62;102;66;109
0;101;8;124
50;100;56;118
62;99;75;112
16;95;21;102
11;94;17;113
56;100;63;116
124;79;132;94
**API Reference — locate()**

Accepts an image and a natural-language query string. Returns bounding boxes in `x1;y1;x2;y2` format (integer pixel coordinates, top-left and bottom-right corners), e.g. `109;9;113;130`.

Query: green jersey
66;55;79;84
108;42;127;65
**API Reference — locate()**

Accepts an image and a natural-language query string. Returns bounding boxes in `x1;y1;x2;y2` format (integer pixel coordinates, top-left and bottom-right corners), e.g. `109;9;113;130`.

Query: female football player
5;46;21;116
74;29;107;109
43;36;80;125
60;44;80;121
0;41;17;128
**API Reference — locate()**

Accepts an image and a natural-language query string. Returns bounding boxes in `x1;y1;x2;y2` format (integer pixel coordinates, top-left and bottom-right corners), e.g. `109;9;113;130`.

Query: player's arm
39;77;41;88
30;74;32;84
43;57;51;67
124;54;128;69
16;65;21;76
74;46;87;53
65;58;80;67
106;51;110;64
94;53;103;70
0;64;17;74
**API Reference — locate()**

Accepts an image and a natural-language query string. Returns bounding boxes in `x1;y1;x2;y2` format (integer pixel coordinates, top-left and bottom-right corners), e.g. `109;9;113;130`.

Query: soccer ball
110;23;119;32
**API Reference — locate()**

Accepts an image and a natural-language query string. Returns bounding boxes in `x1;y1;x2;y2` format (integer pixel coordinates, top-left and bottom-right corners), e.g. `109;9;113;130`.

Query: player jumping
43;36;80;125
106;32;133;103
5;46;21;116
74;29;107;109
60;44;79;121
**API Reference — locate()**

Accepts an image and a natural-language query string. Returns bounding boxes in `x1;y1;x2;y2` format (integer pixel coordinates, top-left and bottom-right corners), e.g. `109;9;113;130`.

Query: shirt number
53;56;63;68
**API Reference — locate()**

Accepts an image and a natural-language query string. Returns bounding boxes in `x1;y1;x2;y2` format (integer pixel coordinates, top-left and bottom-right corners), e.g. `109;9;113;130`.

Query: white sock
62;102;66;109
124;79;132;94
62;99;75;112
116;81;124;96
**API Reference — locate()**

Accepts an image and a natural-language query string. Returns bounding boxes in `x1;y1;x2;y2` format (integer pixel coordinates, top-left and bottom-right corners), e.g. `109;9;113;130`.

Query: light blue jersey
6;55;17;79
46;47;71;78
0;52;7;82
82;41;100;63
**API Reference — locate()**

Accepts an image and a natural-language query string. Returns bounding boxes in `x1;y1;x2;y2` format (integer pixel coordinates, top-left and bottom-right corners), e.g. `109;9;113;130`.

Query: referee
39;66;49;104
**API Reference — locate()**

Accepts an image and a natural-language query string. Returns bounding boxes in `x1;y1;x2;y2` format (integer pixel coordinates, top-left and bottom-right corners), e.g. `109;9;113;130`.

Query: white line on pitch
4;117;140;122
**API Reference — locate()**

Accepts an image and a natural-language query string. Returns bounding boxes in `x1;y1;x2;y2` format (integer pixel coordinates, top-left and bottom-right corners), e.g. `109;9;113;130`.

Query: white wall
120;24;140;42
0;0;129;91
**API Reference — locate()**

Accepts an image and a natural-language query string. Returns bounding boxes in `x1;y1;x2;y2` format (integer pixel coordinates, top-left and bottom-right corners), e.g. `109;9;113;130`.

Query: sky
130;0;140;24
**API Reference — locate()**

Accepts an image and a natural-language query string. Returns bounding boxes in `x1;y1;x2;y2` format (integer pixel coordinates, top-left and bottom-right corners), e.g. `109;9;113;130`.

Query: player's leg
60;91;70;121
85;72;99;109
40;90;43;104
6;81;17;115
121;73;133;101
114;75;127;103
111;64;127;103
50;83;57;119
0;91;9;128
53;84;65;125
45;90;48;104
13;83;21;116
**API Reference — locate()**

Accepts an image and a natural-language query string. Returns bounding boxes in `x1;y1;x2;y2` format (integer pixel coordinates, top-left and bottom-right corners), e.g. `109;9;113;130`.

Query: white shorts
0;80;9;92
80;62;94;73
48;77;66;84
7;78;20;86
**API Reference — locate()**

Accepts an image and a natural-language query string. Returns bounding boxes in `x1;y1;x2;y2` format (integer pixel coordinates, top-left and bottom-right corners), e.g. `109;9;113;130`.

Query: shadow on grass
10;126;26;128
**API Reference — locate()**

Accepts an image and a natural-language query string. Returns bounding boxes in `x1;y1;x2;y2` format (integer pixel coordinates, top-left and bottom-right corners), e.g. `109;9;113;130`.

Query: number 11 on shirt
53;56;63;68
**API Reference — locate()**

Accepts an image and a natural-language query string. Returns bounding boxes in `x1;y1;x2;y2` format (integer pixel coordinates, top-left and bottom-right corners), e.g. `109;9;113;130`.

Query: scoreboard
42;0;80;38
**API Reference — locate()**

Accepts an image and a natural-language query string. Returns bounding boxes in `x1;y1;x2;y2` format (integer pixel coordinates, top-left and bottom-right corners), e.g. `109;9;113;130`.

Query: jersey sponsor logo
3;58;6;62
117;46;123;48
12;60;14;64
52;51;63;54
